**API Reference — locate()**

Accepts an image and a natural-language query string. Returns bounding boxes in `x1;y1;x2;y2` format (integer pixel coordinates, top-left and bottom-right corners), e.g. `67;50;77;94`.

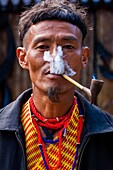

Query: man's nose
50;45;57;58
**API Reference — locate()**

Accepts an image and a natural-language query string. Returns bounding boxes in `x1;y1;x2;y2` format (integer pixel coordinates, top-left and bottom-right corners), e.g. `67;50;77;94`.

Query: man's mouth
45;69;62;76
45;70;63;78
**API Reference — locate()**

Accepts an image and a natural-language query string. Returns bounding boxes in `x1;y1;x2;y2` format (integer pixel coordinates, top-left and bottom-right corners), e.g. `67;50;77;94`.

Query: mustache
42;61;76;76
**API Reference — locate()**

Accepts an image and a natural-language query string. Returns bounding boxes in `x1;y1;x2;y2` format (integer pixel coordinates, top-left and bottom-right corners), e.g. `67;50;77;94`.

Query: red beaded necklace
29;96;84;170
30;96;76;130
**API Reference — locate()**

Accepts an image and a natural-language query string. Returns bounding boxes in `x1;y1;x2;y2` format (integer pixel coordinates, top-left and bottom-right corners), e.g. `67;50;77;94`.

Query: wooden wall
81;9;113;115
0;9;113;114
96;9;113;114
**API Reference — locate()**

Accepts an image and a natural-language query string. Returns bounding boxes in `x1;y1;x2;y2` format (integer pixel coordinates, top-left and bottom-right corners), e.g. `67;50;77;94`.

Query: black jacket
0;89;113;170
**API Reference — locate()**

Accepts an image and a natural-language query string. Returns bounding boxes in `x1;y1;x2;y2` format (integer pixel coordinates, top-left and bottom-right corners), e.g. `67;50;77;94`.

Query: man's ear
81;46;90;69
16;47;28;69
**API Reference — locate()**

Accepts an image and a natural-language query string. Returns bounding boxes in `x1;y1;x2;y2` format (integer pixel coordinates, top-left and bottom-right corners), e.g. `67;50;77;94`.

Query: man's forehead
31;20;81;32
23;20;82;45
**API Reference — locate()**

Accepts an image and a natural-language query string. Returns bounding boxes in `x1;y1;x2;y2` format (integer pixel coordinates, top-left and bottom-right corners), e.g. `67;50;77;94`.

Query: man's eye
63;45;74;49
35;45;49;50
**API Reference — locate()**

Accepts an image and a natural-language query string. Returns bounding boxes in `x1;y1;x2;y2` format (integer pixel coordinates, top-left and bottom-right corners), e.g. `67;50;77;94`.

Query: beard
47;86;61;103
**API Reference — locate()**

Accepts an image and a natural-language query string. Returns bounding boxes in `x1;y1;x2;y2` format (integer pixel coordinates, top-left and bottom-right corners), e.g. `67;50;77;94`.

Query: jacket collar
0;89;32;131
0;89;113;135
75;92;113;135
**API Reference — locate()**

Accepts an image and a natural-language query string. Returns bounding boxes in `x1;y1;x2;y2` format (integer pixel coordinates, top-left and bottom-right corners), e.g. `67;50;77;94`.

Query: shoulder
0;88;32;113
0;88;32;130
75;91;113;134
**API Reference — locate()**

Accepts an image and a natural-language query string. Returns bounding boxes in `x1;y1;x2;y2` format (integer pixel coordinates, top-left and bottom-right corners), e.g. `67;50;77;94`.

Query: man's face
17;20;89;98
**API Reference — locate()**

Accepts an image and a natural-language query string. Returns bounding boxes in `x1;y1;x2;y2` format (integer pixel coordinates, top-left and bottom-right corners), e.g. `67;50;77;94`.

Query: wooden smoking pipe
62;74;104;104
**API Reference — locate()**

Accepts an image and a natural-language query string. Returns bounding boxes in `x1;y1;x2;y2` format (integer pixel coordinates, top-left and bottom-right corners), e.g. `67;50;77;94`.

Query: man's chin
47;86;61;103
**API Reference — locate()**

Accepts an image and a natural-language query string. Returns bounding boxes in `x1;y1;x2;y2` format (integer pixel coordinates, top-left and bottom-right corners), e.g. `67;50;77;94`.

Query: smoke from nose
43;46;76;76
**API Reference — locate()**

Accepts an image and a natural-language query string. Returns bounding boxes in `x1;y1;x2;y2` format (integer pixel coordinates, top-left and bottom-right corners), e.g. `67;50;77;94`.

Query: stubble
47;87;60;103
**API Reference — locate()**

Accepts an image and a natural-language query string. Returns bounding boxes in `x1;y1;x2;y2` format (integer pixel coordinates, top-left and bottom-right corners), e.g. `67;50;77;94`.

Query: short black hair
18;0;88;43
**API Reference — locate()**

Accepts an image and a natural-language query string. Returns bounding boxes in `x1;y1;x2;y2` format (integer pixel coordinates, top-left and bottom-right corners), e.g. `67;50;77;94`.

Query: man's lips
45;69;62;76
45;73;62;80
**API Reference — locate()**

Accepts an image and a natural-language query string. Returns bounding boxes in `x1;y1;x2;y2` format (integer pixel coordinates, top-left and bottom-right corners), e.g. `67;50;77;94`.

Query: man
0;0;113;170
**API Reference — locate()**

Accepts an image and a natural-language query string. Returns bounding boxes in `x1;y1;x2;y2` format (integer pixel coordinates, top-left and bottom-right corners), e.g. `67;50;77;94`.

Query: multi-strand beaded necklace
21;96;84;170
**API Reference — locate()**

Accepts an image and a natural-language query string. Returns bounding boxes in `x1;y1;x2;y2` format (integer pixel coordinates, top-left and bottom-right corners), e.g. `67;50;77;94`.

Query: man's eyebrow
33;36;51;44
61;36;79;42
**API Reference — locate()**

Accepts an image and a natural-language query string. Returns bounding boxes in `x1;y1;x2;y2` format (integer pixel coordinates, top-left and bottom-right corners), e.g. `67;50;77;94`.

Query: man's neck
32;89;75;119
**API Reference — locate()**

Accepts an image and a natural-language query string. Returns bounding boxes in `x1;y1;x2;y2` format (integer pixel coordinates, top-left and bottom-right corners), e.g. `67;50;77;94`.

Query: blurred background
0;0;113;114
